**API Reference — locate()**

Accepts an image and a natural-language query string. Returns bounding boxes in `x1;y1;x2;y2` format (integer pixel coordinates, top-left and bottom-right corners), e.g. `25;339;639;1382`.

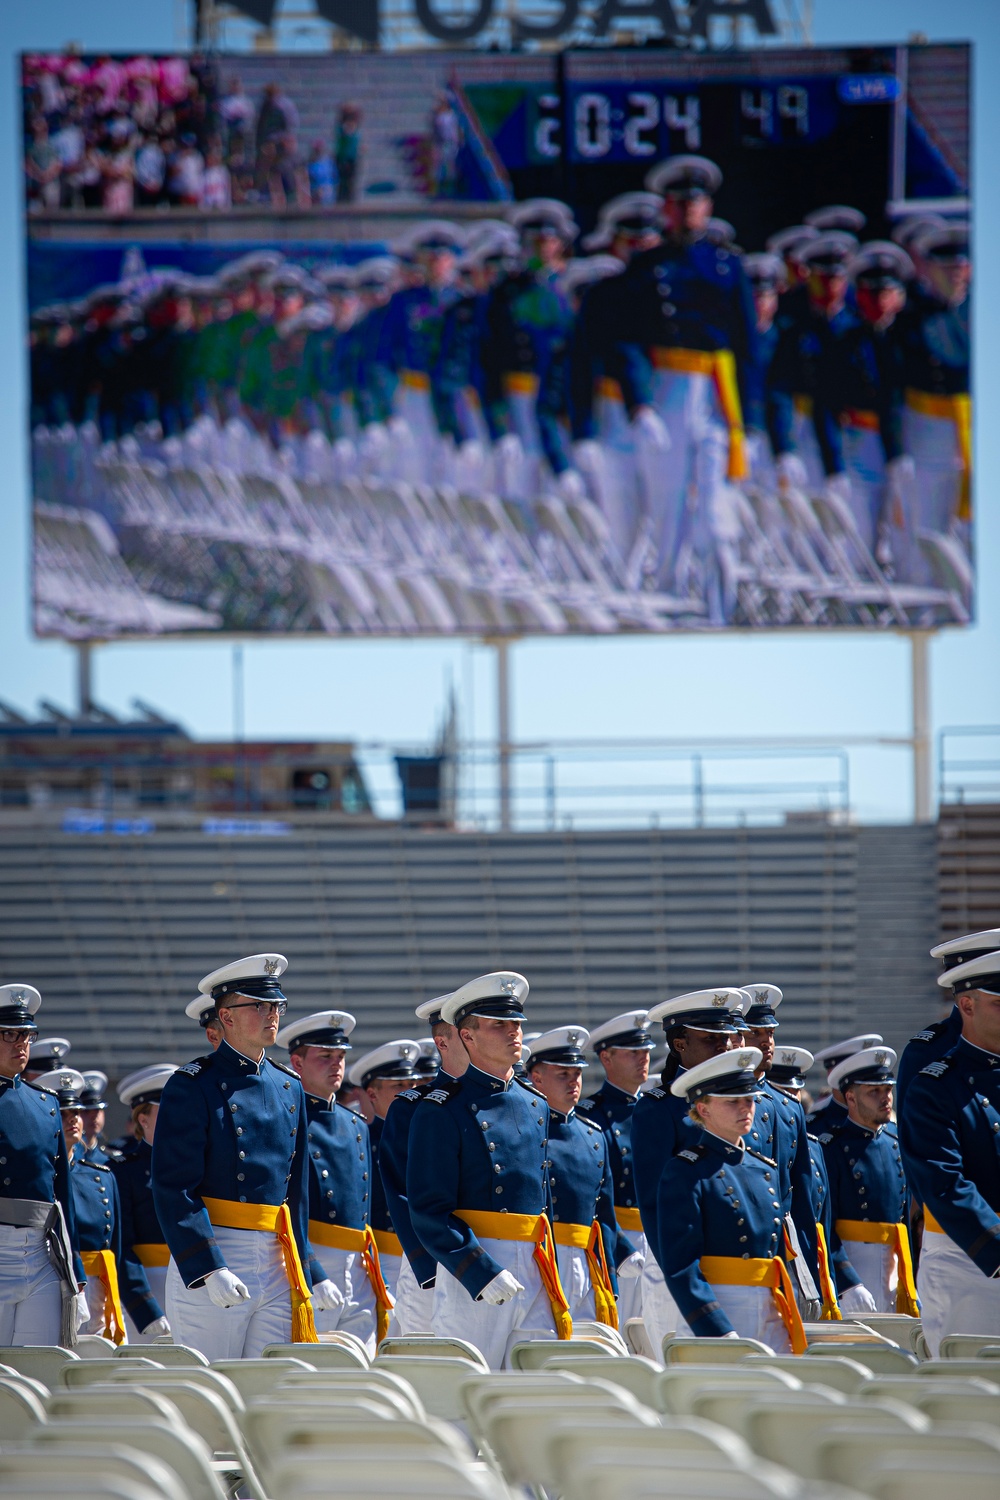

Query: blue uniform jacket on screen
806;1093;848;1133
899;1037;1000;1277
632;1081;699;1270
0;1074;83;1280
112;1138;166;1331
407;1065;553;1300
366;1114;395;1237
901;293;969;397
380;1078;440;1288
819;1117;907;1292
577;1080;642;1215
756;1079;820;1281
807;1131;860;1293
896;1005;962;1110
657;1131;785;1338
71;1149;122;1261
150;1041;313;1289
304;1090;372;1287
547;1108;631;1283
81;1142;112;1166
769;303;859;475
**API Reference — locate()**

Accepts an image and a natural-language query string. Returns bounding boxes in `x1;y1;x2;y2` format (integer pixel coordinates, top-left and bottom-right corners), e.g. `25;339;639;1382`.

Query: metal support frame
76;643;93;716
910;630;933;824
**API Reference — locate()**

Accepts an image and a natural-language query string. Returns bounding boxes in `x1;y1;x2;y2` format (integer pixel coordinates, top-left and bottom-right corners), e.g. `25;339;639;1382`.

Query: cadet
407;971;570;1370
820;1047;916;1316
79;1070;114;1164
577;1009;654;1327
380;994;470;1336
151;953;320;1359
632;989;744;1352
0;983;83;1346
347;1038;422;1302
277;1009;388;1352
113;1064;176;1343
899;947;1000;1354
25;1034;71;1081
659;1047;806;1352
806;1033;884;1131
896;927;1000;1108
527;1026;635;1328
186;992;224;1050
40;1066;127;1344
613;155;757;618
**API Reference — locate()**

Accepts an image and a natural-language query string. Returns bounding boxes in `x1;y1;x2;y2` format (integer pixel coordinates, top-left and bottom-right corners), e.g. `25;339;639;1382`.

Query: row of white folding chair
7;1418;225;1500
0;1445;187;1500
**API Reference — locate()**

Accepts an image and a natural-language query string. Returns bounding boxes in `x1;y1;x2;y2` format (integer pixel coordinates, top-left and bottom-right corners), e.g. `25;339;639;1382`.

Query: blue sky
2;0;997;823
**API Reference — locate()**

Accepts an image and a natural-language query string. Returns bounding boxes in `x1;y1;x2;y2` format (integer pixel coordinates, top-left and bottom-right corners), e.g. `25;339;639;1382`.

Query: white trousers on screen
641;1252;679;1361
311;1244;377;1354
903;405;966;540
617;1230;647;1330
676;1281;791;1354
841;1238;899;1314
387;1255;436;1336
0;1224;62;1346
917;1228;1000;1359
165;1225;291;1361
430;1235;557;1370
555;1243;596;1324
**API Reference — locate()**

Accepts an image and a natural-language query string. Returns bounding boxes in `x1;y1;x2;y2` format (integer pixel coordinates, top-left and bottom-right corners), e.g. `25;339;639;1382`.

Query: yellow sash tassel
614;1206;643;1235
700;1254;808;1355
80;1249;127;1345
905;388;972;522
307;1219;395;1342
553;1220;618;1329
835;1219;920;1317
204;1197;318;1342
650;347;747;480
456;1209;572;1339
400;368;430;393
132;1243;170;1267
815;1222;842;1320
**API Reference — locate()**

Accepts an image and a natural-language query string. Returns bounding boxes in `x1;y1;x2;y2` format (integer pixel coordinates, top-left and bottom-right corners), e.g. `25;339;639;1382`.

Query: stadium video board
23;44;970;639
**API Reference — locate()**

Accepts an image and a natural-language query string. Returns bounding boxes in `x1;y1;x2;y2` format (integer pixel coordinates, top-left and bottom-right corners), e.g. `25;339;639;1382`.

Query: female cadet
111;1065;177;1341
657;1047;807;1353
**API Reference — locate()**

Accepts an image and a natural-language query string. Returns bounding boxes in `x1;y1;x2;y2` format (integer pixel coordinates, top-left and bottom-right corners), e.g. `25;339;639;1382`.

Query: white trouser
81;1273;113;1337
0;1224;63;1346
617;1230;647;1330
164;1225;292;1362
841;1238;898;1314
641;1252;679;1360
791;406;827;490
841;424;886;555
430;1235;557;1370
595;388;641;561
311;1244;377;1354
902;405;966;539
387;1255;436;1336
555;1244;596;1324
917;1228;1000;1358
677;1282;791;1354
125;1263;168;1343
378;1251;402;1302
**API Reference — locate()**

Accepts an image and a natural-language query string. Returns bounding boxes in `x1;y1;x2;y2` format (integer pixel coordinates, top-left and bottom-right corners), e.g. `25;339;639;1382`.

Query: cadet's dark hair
660;1028;686;1087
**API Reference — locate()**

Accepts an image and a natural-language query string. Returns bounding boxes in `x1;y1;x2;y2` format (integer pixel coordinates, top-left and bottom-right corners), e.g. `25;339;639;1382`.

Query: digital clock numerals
534;93;562;160
740;86;810;142
569;91;702;160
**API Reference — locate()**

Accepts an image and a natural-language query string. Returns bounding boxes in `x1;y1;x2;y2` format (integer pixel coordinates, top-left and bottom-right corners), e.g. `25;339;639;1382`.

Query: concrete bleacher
0;820;938;1078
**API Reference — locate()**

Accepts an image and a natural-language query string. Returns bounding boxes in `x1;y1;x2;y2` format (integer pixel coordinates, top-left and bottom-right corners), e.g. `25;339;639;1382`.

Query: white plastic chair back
116;1342;210;1367
262;1339;369;1369
654;1364;798;1416
0;1378;47;1436
663;1335;771;1364
0;1347;79;1389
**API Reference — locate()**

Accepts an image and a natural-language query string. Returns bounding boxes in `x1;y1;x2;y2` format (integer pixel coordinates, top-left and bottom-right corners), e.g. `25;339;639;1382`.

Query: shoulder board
576;1098;595;1111
395;1088;424;1104
424;1080;461;1105
574;1109;603;1130
515;1077;548;1101
912;1030;936;1043
818;1133;834;1145
677;1146;705;1164
25;1081;58;1097
806;1132;821;1144
646;1087;667;1100
177;1058;207;1077
267;1058;300;1080
920;1059;953;1079
84;1161;112;1173
746;1148;778;1168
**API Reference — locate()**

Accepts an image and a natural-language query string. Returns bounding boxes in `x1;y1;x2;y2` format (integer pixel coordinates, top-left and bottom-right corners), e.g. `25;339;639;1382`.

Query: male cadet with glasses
526;1025;637;1328
0;984;84;1346
632;989;744;1354
768;1044;843;1320
897;928;1000;1109
347;1038;422;1308
576;1009;654;1328
151;953;332;1359
407;972;571;1369
737;984;821;1315
380;993;469;1335
276;1008;388;1354
114;1064;176;1342
806;1032;884;1132
899;946;1000;1355
186;992;224;1051
819;1046;916;1318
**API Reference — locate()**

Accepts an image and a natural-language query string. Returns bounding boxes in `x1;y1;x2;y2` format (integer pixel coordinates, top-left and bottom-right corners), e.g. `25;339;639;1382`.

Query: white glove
476;1269;524;1306
838;1282;878;1315
572;438;604;470
824;472;852;507
74;1290;91;1330
617;1252;644;1281
144;1315;171;1338
721;1329;741;1339
885;454;916;486
632;405;671;450
203;1267;251;1308
557;468;587;504
311;1277;345;1312
776;452;808;491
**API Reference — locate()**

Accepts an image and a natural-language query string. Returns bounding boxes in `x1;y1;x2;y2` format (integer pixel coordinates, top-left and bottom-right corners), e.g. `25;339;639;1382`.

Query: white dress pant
430;1235;557;1370
312;1244;377;1355
617;1230;647;1330
0;1224;63;1346
555;1244;596;1324
676;1281;791;1354
641;1252;679;1360
125;1263;168;1343
387;1255;436;1336
164;1225;292;1361
842;1238;898;1314
917;1228;1000;1358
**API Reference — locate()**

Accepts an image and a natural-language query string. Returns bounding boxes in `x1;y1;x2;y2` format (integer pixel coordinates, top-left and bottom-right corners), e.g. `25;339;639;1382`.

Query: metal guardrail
938;726;1000;806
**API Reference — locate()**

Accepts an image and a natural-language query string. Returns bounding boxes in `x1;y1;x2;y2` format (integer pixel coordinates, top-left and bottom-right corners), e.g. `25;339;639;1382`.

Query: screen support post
909;629;934;824
76;642;94;716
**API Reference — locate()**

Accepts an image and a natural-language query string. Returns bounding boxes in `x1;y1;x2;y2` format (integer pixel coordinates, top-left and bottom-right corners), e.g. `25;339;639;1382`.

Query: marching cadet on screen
113;1064;177;1342
806;1032;883;1131
79;1070;115;1164
0;983;84;1347
39;1066;128;1344
407;972;571;1370
380;993;469;1335
151;953;327;1360
659;1048;807;1353
347;1037;422;1306
819;1046;917;1317
277;1008;390;1353
186;992;225;1051
526;1025;637;1327
576;1008;655;1328
632;989;744;1353
896;928;1000;1108
899;946;1000;1356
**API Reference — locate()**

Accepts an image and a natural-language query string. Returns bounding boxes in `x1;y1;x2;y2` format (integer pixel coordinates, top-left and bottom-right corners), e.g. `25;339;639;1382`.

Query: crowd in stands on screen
22;54;363;212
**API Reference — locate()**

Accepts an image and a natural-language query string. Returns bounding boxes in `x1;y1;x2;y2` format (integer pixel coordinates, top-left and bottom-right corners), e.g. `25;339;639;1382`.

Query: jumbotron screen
23;43;970;639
